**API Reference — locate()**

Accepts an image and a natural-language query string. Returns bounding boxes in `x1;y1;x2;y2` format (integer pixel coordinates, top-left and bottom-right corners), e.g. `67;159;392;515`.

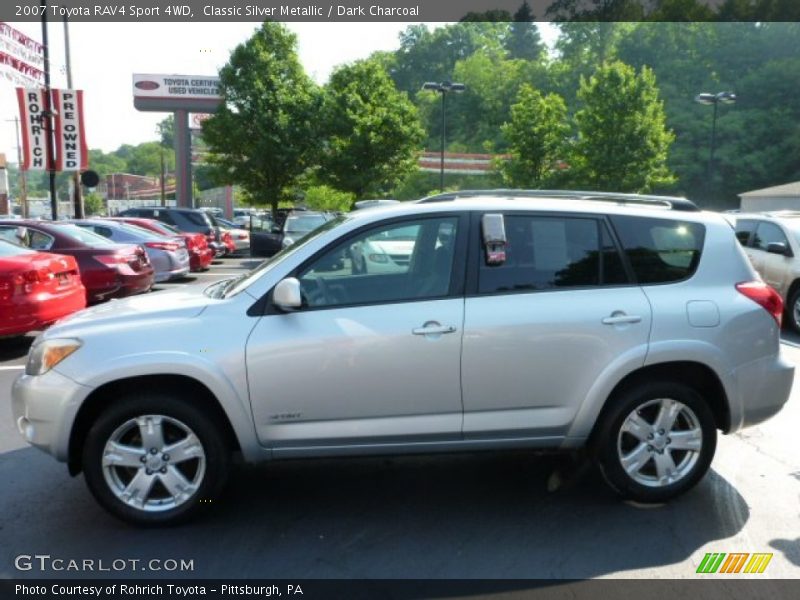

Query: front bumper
12;369;93;462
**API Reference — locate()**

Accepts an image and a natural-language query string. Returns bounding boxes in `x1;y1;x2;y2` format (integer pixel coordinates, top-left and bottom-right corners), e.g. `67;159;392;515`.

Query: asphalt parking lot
0;256;798;579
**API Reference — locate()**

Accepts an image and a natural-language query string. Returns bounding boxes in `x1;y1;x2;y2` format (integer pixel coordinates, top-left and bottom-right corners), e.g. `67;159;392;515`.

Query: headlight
26;339;82;376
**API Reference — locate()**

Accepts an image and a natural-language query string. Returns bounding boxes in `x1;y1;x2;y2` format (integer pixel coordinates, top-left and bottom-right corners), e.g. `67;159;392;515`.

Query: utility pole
41;0;58;220
160;146;166;206
63;12;84;217
6;117;28;217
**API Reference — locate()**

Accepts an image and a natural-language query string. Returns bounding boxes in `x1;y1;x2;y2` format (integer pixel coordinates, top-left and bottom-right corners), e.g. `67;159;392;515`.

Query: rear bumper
729;350;794;432
0;288;86;336
190;248;214;271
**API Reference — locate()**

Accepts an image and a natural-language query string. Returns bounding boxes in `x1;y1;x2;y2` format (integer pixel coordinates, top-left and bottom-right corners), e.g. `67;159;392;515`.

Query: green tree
506;2;545;61
302;185;355;212
202;22;321;216
319;59;425;198
571;61;675;192
499;84;570;187
83;192;105;215
126;142;175;177
157;115;174;148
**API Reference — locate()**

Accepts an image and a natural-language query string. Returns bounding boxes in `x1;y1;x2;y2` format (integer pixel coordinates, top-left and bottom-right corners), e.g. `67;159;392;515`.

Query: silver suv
733;211;800;333
12;191;794;525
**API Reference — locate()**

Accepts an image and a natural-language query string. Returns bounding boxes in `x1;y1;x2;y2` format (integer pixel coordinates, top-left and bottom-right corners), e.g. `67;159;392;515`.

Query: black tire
786;285;800;334
82;392;230;526
594;381;716;503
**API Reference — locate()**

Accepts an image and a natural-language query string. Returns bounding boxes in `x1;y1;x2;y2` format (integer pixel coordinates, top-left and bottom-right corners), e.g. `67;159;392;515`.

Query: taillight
736;281;783;326
145;241;180;252
0;269;52;297
93;254;128;268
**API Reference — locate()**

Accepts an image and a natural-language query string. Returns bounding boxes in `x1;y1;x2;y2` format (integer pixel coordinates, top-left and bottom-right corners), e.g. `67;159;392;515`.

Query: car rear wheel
82;393;229;526
787;286;800;333
595;381;716;503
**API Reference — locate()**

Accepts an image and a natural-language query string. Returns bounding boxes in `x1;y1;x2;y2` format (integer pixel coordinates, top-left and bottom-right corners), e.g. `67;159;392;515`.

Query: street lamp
694;91;736;186
422;81;466;192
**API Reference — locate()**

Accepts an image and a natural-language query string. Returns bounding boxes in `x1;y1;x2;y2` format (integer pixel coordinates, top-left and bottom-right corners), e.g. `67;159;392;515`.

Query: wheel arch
588;361;730;448
68;374;242;476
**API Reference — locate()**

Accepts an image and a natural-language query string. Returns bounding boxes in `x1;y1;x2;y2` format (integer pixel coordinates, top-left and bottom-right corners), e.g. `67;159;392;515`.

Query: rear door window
478;215;622;294
610;216;705;284
734;219;758;246
752;222;789;252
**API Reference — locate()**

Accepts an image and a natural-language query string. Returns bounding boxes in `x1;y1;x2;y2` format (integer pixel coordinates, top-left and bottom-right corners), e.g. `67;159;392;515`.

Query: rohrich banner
52;89;89;171
15;87;49;170
15;87;89;172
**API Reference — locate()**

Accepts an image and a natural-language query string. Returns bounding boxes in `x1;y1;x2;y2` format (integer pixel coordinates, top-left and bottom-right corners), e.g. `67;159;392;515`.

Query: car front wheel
595;381;716;503
82;393;229;526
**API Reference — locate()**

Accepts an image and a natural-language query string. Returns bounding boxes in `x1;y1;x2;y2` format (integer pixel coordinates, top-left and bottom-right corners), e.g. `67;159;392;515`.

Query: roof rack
417;189;700;212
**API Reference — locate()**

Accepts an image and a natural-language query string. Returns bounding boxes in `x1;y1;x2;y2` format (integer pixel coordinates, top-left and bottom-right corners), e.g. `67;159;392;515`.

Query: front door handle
412;322;457;336
602;313;642;325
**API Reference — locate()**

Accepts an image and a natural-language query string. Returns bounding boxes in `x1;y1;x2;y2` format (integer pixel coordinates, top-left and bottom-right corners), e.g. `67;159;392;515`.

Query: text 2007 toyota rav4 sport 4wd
12;191;794;525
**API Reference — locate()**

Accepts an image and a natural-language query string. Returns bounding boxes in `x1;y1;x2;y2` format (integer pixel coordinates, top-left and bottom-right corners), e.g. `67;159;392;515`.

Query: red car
221;230;236;255
0;239;86;337
104;217;214;272
0;220;154;304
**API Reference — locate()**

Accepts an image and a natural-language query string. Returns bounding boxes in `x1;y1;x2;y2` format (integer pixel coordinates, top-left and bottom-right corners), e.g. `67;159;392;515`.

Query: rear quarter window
610;216;705;284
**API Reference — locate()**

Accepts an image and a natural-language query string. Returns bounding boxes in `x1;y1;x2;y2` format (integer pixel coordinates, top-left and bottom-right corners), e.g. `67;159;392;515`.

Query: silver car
12;191;793;525
731;211;800;333
70;219;190;283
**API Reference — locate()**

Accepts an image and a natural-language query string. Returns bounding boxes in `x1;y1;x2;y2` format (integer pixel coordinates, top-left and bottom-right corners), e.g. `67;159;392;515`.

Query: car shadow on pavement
770;537;800;567
0;335;34;361
0;447;750;580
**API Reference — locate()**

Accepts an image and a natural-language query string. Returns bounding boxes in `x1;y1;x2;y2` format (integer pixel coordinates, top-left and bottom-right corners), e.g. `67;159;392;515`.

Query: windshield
285;215;328;234
0;239;34;256
207;215;346;299
53;224;115;246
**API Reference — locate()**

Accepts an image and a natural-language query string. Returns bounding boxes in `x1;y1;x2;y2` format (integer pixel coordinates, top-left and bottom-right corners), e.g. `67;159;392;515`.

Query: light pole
695;91;736;186
422;81;466;192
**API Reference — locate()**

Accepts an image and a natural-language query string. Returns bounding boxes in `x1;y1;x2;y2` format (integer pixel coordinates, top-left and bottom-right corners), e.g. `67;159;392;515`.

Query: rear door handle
602;314;642;325
412;323;457;336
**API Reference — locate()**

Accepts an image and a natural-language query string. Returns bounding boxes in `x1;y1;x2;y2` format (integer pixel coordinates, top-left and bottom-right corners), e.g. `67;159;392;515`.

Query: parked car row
0;206;246;338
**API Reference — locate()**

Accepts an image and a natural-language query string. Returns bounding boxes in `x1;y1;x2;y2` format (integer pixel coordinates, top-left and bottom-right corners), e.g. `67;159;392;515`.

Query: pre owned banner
16;87;49;170
52;89;88;171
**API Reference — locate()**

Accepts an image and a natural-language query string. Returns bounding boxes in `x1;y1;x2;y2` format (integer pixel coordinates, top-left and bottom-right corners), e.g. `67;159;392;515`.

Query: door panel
247;299;464;446
246;214;466;449
462;287;651;438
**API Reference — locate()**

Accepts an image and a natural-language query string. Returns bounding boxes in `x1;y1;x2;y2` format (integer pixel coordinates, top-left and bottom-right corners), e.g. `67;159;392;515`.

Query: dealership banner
52;89;89;171
15;88;49;171
0;22;43;86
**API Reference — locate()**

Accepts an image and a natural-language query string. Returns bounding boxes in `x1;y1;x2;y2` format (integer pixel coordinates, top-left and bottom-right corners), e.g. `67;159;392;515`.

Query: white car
349;224;417;274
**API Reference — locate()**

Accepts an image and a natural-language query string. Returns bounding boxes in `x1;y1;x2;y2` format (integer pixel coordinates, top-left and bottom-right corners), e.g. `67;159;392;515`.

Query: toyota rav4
12;190;794;525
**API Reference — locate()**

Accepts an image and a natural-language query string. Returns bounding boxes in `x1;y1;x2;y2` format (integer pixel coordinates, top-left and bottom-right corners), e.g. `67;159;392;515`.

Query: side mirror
767;242;791;256
273;277;302;310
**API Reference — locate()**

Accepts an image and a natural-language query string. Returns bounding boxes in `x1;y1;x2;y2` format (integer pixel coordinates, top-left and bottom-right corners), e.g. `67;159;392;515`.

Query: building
739;181;800;212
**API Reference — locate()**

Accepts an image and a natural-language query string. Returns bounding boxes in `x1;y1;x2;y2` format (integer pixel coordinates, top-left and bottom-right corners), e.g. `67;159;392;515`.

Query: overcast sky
0;21;557;161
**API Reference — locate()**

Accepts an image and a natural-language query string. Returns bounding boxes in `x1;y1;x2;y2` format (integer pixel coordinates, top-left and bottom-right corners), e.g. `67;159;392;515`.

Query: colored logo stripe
744;553;773;574
697;552;772;574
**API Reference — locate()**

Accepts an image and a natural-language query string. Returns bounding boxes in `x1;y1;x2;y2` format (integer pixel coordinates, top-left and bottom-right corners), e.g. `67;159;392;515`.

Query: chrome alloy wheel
102;415;206;512
616;398;702;488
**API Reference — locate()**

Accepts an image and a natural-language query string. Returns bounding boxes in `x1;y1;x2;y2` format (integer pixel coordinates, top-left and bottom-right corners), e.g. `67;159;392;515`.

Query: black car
251;210;333;257
117;207;225;255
